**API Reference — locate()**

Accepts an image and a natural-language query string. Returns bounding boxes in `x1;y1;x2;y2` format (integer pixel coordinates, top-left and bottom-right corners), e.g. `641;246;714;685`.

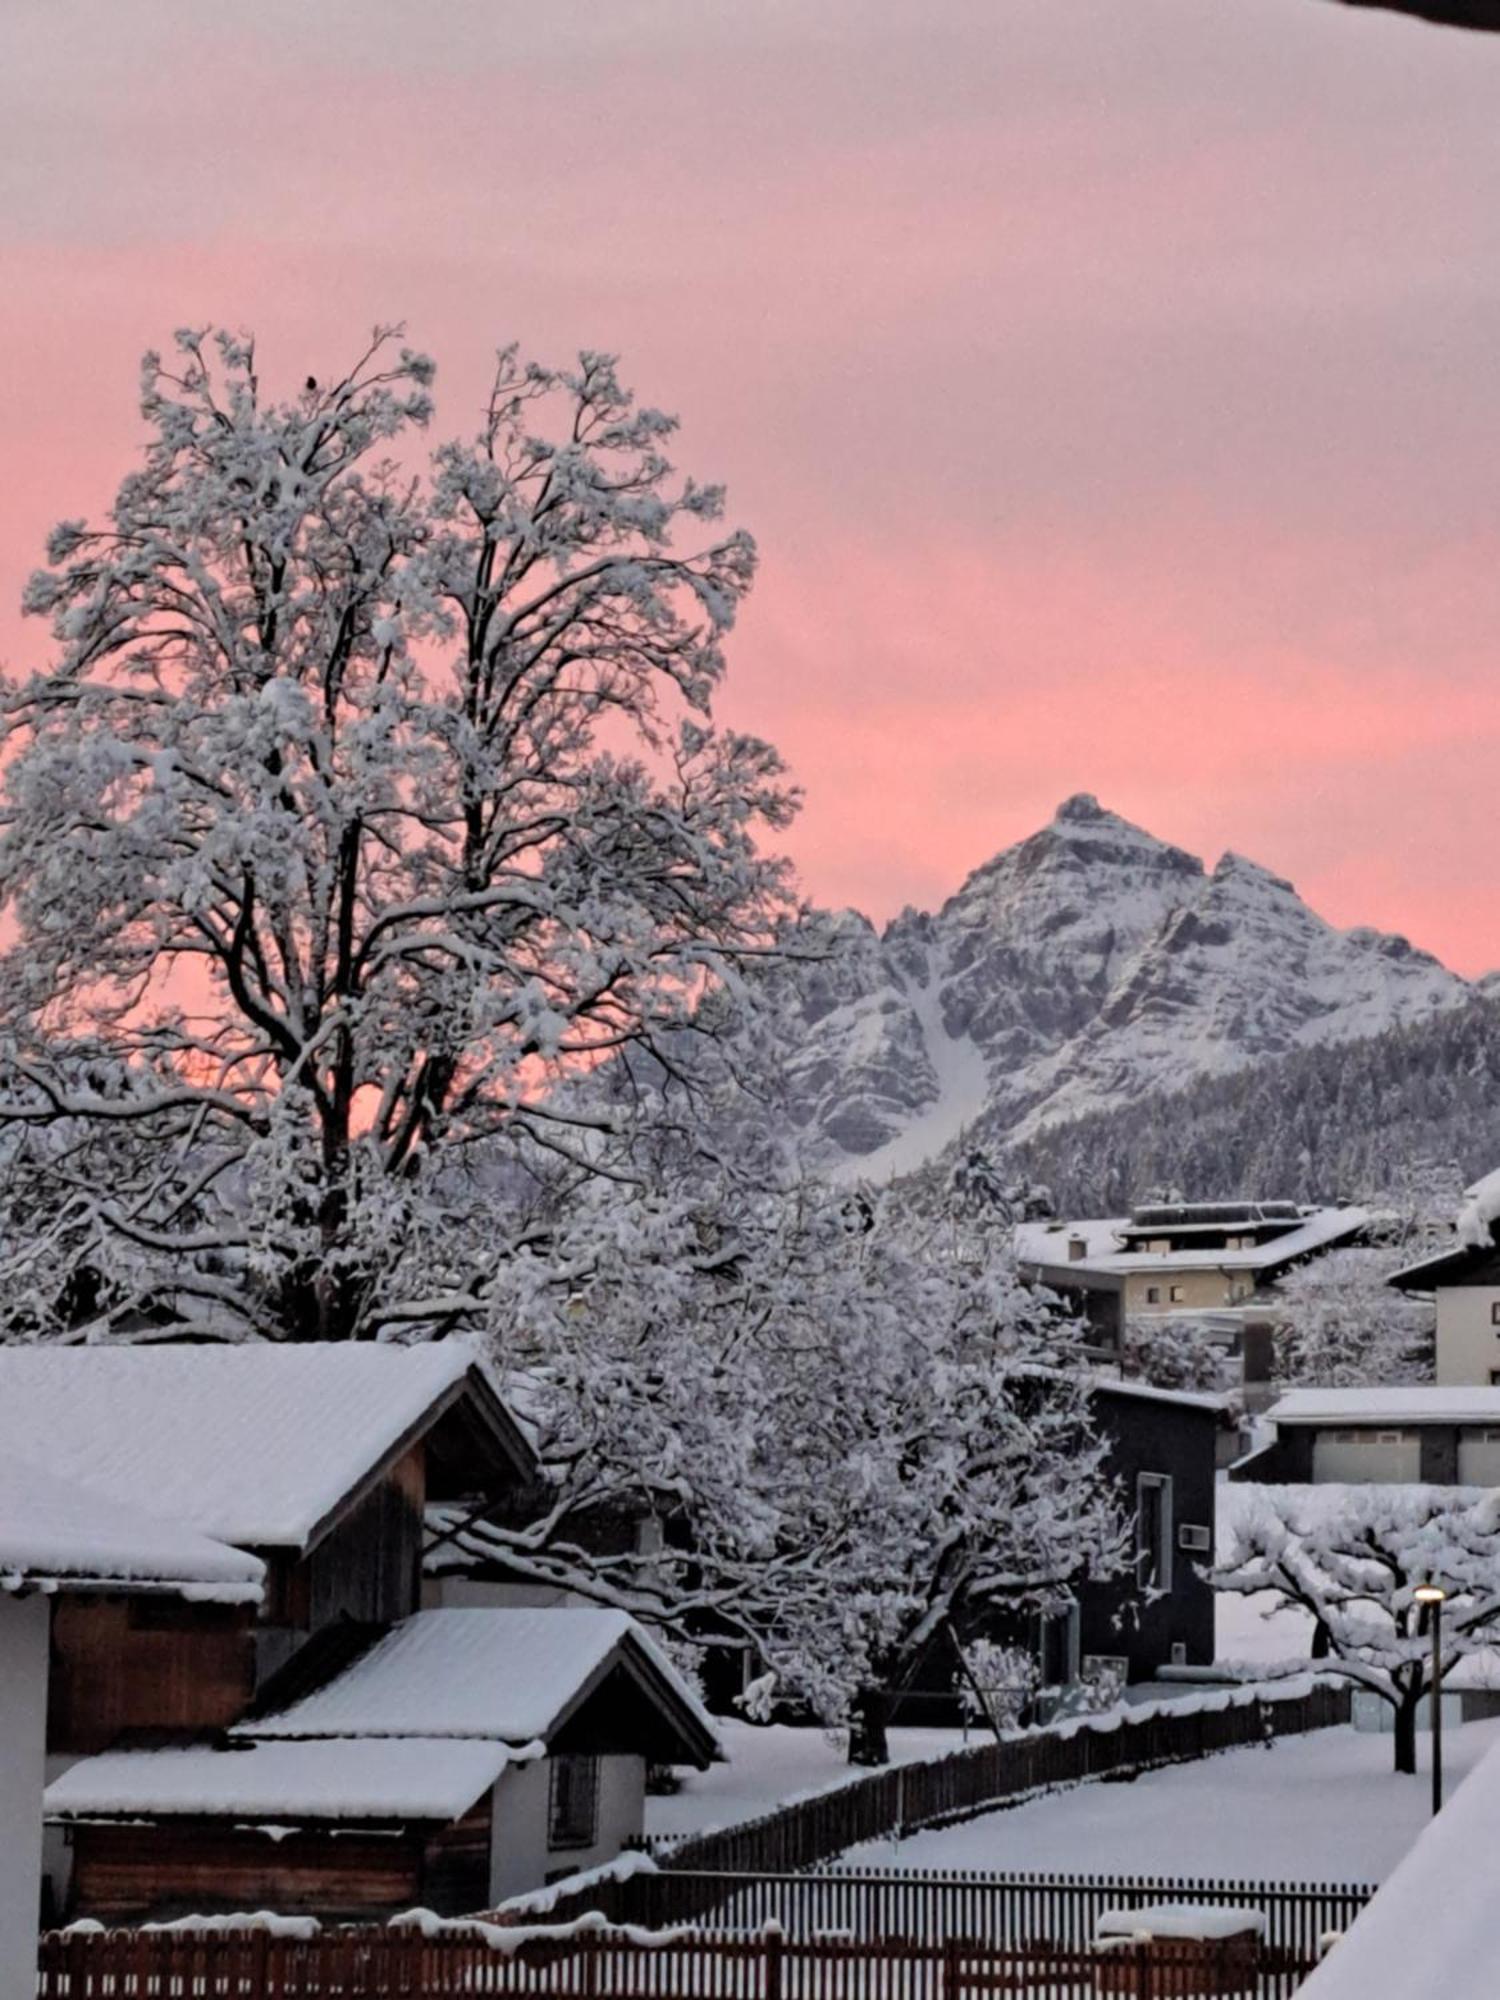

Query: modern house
47;1606;718;1921
0;1454;262;1989
878;1375;1220;1720
1016;1201;1372;1349
1230;1386;1500;1486
1079;1380;1220;1682
1389;1175;1500;1387
0;1342;712;1925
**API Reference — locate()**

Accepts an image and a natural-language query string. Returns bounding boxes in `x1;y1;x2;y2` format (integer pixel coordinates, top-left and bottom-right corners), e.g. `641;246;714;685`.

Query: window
1169;1285;1185;1304
1037;1600;1081;1688
1491;1301;1500;1327
547;1755;600;1851
1491;1371;1500;1387
1136;1474;1174;1592
1145;1286;1161;1305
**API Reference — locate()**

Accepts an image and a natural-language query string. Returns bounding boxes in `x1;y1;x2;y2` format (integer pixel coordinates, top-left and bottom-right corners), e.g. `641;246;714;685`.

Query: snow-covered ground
836;1717;1500;1884
645;1723;975;1839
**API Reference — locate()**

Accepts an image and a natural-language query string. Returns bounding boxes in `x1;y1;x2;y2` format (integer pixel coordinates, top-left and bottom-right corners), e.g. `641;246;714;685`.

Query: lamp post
1414;1584;1447;1814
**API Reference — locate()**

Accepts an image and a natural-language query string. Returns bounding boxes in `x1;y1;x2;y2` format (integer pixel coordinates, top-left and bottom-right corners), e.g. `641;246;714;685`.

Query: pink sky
4;1;1500;968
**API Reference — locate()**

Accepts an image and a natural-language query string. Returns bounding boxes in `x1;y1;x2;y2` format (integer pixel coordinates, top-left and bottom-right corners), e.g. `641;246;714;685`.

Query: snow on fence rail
540;1866;1373;1973
513;1679;1351;1918
35;1921;1330;1999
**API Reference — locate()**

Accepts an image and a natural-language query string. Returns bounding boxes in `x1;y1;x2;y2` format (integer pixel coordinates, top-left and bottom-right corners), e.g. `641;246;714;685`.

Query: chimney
1067;1235;1087;1262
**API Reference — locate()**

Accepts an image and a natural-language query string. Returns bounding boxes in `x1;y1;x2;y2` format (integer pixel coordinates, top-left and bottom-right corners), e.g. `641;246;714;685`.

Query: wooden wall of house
420;1795;493;1916
262;1445;426;1636
67;1823;425;1924
50;1447;428;1752
48;1599;256;1755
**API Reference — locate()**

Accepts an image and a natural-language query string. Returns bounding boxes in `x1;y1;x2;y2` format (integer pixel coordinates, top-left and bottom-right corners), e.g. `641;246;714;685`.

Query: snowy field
836;1716;1500;1884
645;1723;975;1838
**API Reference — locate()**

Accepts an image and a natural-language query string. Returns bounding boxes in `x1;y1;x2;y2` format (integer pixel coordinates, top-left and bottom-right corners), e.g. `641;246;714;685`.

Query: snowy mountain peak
1210;850;1297;895
1053;790;1107;823
785;804;1471;1180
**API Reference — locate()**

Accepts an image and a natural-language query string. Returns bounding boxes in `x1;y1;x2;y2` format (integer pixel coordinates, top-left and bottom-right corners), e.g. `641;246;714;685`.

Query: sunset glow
4;1;1500;966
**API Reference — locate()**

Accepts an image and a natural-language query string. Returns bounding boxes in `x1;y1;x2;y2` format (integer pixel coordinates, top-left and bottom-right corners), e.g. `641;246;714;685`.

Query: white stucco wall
488;1754;647;1904
0;1595;50;2000
1436;1288;1500;1386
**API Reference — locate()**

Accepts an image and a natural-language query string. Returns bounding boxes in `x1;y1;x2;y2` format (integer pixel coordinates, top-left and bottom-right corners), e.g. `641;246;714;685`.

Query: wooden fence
35;1922;1332;1999
558;1866;1373;1969
545;1682;1352;1903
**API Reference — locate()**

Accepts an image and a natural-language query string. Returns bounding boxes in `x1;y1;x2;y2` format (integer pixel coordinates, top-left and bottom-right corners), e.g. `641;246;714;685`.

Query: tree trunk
1393;1692;1421;1776
849;1686;892;1767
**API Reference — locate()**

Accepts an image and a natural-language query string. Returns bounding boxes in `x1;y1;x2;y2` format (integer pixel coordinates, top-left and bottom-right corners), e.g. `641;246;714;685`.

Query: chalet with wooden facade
0;1343;716;1925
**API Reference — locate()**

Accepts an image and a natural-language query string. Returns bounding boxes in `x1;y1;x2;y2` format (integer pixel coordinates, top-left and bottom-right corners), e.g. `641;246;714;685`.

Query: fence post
764;1922;784;2000
943;1935;962;2000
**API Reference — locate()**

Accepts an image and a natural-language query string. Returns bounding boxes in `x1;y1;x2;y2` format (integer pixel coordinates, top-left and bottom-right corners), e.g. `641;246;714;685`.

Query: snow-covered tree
429;1109;1127;1759
1271;1248;1433;1388
1211;1488;1500;1773
0;328;798;1344
1119;1313;1234;1394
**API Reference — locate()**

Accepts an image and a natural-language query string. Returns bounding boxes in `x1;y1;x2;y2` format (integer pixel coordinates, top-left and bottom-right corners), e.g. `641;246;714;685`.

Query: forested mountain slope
991;995;1500;1217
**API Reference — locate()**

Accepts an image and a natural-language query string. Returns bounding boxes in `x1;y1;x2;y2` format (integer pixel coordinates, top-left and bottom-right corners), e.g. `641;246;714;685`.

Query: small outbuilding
1231;1386;1500;1486
47;1606;719;1922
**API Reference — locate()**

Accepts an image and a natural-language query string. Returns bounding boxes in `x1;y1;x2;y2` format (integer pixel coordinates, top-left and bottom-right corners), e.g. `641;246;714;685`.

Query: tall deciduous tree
0;328;797;1344
430;1113;1128;1757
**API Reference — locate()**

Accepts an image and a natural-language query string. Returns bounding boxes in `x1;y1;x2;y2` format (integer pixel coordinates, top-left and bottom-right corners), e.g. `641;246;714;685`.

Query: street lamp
1414;1584;1447;1814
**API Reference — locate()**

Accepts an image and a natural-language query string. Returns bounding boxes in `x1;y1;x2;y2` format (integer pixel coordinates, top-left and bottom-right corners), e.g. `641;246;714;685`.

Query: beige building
1390;1221;1500;1389
1016;1200;1371;1351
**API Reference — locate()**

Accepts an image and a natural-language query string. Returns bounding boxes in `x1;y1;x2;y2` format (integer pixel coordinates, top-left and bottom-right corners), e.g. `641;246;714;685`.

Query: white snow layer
1456;1164;1500;1250
241;1607;719;1748
1296;1735;1500;2000
0;1342;479;1549
829;968;989;1186
1267;1385;1500;1425
1016;1206;1368;1277
0;1454;262;1600
45;1738;519;1823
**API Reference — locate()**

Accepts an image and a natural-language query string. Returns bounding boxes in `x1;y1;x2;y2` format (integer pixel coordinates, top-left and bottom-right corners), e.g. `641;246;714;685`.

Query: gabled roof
239;1607;721;1768
0;1455;263;1603
1267;1386;1500;1427
0;1342;535;1553
44;1737;520;1826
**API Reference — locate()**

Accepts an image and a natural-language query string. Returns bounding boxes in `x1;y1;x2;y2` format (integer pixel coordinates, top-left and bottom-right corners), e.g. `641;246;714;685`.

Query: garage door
1313;1429;1421;1483
1458;1430;1500;1486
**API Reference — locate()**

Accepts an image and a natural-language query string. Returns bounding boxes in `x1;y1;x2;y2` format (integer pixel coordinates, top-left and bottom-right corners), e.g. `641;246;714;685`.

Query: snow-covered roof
1016;1206;1367;1278
240;1607;721;1761
1457;1166;1500;1249
1295;1735;1500;2000
1267;1386;1500;1427
44;1738;519;1825
1090;1377;1232;1415
0;1454;262;1603
0;1342;504;1550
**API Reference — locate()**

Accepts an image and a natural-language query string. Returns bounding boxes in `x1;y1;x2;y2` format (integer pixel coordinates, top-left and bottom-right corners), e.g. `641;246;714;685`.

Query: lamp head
1414;1585;1448;1607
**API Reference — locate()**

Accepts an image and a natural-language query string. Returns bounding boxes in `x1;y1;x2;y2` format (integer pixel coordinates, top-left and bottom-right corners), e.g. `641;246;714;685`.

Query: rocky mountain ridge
786;795;1470;1178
